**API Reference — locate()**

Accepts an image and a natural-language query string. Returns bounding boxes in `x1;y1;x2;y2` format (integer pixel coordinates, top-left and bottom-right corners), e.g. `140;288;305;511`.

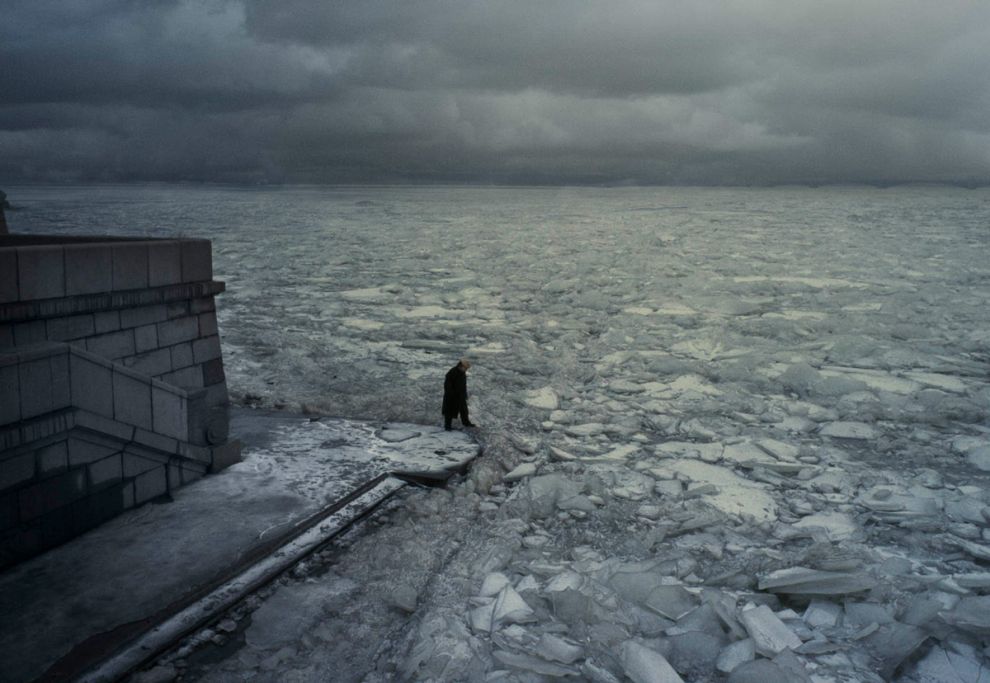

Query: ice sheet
19;185;990;683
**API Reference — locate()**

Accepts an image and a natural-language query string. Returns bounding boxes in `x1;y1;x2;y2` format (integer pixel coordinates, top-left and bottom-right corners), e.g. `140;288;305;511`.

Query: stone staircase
1;235;240;569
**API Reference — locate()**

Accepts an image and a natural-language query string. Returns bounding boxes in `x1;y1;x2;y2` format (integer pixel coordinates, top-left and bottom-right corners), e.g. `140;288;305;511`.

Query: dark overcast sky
2;0;989;185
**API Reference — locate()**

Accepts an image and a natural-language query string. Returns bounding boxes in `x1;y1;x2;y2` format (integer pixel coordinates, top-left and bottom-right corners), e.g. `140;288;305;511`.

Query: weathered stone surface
147;241;182;287
17;246;64;301
193;335;222;364
112;243;149;291
89;454;123;489
152;386;187;440
0;452;34;490
68;353;114;418
64;245;112;296
134;466;167;504
120;304;167;330
0;363;21;425
126;348;171;377
1;236;233;581
0;250;17;304
169;342;193;370
18;358;53;419
113;370;153;430
37;441;68;475
46;314;95;342
86;330;136;360
181;240;212;282
157;316;199;347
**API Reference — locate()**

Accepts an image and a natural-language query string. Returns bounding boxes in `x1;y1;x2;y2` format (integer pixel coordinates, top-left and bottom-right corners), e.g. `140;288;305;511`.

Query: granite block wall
0;235;236;568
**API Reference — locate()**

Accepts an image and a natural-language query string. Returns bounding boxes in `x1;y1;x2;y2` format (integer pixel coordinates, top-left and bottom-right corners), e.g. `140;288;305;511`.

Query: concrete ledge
148;241;182;288
180;240;212;283
1;238;215;307
16;246;65;301
65;244;113;296
0;250;18;304
111;243;149;291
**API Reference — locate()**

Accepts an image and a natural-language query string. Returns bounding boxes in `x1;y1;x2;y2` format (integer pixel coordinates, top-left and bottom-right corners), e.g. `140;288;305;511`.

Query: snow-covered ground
12;185;990;681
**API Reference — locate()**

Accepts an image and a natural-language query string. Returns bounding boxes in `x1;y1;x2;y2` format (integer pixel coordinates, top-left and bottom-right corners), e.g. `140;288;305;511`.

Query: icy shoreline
13;185;990;681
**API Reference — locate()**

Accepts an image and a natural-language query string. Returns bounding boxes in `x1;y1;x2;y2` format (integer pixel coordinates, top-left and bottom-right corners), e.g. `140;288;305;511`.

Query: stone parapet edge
0;281;225;324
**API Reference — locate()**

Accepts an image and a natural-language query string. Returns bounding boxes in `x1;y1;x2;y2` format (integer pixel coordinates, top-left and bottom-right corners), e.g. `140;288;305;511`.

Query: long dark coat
442;365;468;418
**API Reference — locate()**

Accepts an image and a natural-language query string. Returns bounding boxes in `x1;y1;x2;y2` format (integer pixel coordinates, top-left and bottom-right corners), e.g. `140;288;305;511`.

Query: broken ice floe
190;189;990;682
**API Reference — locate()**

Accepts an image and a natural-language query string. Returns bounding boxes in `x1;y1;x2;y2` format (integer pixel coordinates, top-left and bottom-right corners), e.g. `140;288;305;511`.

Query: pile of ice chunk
409;413;990;682
192;188;990;681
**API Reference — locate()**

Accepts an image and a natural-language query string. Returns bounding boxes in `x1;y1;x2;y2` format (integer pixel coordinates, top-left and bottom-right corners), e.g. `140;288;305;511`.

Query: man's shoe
463;422;476;427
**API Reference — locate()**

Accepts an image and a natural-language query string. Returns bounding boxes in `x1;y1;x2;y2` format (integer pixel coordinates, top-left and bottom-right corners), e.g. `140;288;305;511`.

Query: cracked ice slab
665;459;779;523
758;566;877;596
739;604;802;656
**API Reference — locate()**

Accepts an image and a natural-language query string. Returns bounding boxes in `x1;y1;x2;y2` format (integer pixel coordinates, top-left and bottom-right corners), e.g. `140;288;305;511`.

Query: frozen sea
9;184;990;682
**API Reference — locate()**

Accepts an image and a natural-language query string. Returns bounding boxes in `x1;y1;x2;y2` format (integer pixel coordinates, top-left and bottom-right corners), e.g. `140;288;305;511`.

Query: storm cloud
2;0;988;185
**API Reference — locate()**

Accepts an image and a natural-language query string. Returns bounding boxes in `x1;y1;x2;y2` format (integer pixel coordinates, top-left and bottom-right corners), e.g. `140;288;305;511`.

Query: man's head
458;359;472;371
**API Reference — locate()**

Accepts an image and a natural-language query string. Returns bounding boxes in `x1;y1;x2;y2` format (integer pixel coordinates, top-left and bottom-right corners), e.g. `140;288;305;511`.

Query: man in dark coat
442;359;475;430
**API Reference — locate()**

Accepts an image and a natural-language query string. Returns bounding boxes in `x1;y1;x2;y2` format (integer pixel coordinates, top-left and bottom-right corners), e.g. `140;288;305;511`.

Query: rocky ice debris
620;641;685;683
522;387;560;410
504;462;538;482
941;596;990;633
739;604;802;656
803;600;842;628
913;642;990;683
820;421;878;440
758;567;878;596
716;637;755;673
